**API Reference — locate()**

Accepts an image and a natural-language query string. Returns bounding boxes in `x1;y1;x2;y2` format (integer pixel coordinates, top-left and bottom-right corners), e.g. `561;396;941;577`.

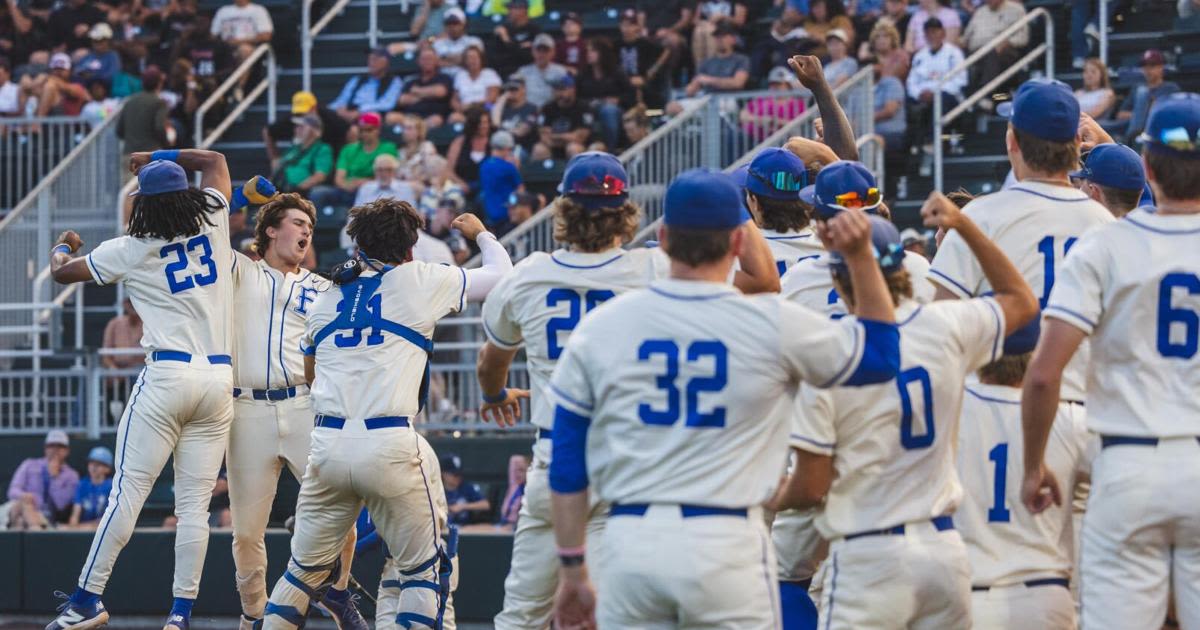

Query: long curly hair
552;196;641;252
346;197;424;264
128;188;221;241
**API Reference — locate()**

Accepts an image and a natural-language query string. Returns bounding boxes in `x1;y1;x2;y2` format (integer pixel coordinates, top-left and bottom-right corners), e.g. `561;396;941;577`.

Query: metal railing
1;116;100;211
933;8;1053;192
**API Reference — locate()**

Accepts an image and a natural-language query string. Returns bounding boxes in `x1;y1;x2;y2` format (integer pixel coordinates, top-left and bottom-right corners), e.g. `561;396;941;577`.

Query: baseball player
1021;95;1200;630
927;78;1113;407
225;191;367;630
736;147;825;275
954;321;1093;630
260;198;512;630
45;149;237;630
480;152;781;629
775;189;1040;630
1070;142;1147;218
549;168;903;629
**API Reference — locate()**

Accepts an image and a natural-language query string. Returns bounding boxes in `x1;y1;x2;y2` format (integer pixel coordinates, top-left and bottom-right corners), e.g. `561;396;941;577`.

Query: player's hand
1077;112;1114;152
787;55;826;90
480;388;530;428
554;566;597;630
451;213;489;241
920;192;964;232
1021;463;1062;514
813;116;825;141
817;207;873;259
55;230;83;254
129;152;153;173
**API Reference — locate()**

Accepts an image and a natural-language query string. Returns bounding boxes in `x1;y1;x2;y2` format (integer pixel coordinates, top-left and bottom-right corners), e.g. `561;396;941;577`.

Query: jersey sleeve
422;261;469;319
1044;234;1107;335
85;236;137;286
928;224;983;298
942;297;1006;371
790;384;837;456
778;301;899;388
480;274;523;350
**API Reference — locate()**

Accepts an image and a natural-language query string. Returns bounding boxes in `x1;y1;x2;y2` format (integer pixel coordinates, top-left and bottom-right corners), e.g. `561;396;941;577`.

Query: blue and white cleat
162;612;188;630
45;591;109;629
315;589;368;630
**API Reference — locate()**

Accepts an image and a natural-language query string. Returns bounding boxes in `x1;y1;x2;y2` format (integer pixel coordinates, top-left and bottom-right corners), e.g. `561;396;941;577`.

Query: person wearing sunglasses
737;147;825;277
1070;142;1147;218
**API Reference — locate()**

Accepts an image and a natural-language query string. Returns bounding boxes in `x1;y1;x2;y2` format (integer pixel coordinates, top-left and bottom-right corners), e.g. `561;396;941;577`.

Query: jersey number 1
987;443;1012;522
545;289;615;359
160;234;218;294
1036;236;1078;309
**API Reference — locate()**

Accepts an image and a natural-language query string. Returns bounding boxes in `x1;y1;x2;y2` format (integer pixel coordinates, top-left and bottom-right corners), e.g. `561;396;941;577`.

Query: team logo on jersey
295;287;317;315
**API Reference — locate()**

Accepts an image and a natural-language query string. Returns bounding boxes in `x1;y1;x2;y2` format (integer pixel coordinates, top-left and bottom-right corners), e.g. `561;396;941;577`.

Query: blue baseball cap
812;161;882;220
88;446;114;468
1002;317;1041;356
730;164;751;188
1139;181;1155;207
998;78;1079;143
1071;143;1146;191
828;215;904;274
1139;93;1200;160
559;152;629;209
129;160;189;196
664;168;750;229
552;73;575;89
746;147;809;200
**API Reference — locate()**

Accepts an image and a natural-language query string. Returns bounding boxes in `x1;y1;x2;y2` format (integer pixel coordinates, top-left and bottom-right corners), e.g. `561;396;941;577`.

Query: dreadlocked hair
552;196;641;252
749;192;810;232
128;188;220;240
346;197;424;265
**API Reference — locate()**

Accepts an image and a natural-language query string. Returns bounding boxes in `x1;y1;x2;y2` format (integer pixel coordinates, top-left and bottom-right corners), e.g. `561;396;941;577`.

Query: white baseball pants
971;581;1076;629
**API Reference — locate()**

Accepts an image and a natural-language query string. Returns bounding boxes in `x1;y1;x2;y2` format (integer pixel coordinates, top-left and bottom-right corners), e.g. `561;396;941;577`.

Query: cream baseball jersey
792;298;1005;538
1045;208;1200;437
302;261;466;420
781;251;935;316
232;253;331;389
481;247;669;432
929;182;1113;401
85;187;234;356
548;278;897;507
762;227;825;275
955;383;1092;586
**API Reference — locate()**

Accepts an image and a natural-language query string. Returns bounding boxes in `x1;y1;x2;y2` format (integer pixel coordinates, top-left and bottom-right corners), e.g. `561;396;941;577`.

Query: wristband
482;388;508;404
150;149;180;163
559;554;586;567
51;244;72;256
557;545;586;556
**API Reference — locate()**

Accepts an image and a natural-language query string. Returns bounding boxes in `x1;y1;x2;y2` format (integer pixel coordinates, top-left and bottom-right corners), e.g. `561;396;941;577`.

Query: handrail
303;0;360;93
1099;0;1108;67
933;7;1052;192
194;43;275;149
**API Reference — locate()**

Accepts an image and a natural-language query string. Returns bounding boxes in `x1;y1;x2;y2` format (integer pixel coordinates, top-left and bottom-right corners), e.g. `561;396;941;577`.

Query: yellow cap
291;91;317;115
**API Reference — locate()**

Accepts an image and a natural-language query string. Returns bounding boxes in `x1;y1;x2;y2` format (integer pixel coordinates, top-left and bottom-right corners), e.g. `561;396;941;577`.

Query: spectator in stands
639;0;692;81
67;447;113;531
102;297;145;372
492;0;540;77
329;47;402;123
514;33;568;108
804;0;856;56
479;130;523;227
451;45;501;115
394;114;444;184
265;91;350;168
175;12;235;84
684;21;750;96
907;18;965;149
875;62;908;152
900;228;930;258
354;153;418;206
620;104;651;151
497;190;540;237
555;12;585;73
617;8;669;108
1070;142;1146;218
152;0;200;66
0;57;24;117
160;60;200;140
5;430;79;530
410;0;451;41
850;0;886;31
823;29;859;88
412;225;456;264
311;112;398;212
860;21;910;82
275;113;333;195
73;23;119;85
0;1;42;68
80;78;119;123
493;75;539;150
1075;57;1116;119
577;37;632;151
116;65;168;167
741;66;805;143
33;53;89;117
1112;49;1180;143
1070;0;1117;69
961;0;1027;100
907;0;961;53
47;0;105;53
210;0;273;62
497;454;528;530
390;46;454;128
445;103;492;194
440;454;490;526
1181;0;1200;17
432;8;483;70
533;74;591;160
881;0;913;43
752;19;814;85
692;2;748;69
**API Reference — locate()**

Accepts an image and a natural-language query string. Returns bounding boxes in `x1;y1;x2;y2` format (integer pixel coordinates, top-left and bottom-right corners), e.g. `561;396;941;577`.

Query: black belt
844;516;954;541
610;503;748;518
151;350;231;365
972;577;1069;592
1101;435;1200;449
314;414;410;430
234;386;303;401
537;428;552;440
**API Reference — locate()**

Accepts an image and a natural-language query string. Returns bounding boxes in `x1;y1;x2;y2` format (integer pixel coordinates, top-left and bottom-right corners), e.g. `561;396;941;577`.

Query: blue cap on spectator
128;160;189;197
746;147;809;200
997;78;1079;142
812;160;882;220
664;168;750;229
559;152;629;209
552;74;575;90
1071;143;1146;191
88;446;114;468
828;215;904;273
440;453;463;474
1139;93;1200;159
1002;317;1041;356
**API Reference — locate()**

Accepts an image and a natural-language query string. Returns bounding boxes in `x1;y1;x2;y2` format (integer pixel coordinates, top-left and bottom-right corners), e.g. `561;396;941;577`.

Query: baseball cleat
315;589;368;630
45;592;109;629
162;612;188;629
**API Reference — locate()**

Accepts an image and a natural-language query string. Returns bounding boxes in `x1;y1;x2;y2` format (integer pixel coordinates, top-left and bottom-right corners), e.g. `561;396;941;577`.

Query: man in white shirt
432;8;484;70
211;0;273;60
0;58;23;117
907;17;967;149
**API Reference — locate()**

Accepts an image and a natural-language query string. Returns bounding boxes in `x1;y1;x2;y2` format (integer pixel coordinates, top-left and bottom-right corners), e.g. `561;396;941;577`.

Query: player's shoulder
201;187;230;212
301;269;333;291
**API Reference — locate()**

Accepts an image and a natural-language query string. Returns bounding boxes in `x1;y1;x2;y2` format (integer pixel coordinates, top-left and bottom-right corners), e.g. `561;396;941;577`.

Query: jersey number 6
160;234;218;294
637;339;728;428
1157;272;1200;359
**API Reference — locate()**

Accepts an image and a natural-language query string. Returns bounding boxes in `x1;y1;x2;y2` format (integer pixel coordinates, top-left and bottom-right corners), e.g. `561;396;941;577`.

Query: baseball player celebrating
955;322;1092;630
737;147;825;274
1022;96;1200;630
225;191;367;629
775;189;1039;630
548;168;902;629
481;152;780;630
45;149;236;630
260;198;511;630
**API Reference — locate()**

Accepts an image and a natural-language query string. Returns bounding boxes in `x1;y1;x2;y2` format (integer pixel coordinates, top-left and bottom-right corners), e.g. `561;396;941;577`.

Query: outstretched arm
732;219;782;294
50;231;94;285
455;214;514;301
1021;320;1085;514
129;149;232;204
789;55;859;161
477;342;529;427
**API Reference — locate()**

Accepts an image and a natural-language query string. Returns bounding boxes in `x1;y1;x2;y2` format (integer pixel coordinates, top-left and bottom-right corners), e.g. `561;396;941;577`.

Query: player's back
763;227;824;275
798;298;1004;538
781;250;934;316
955;383;1090;586
85;187;234;357
1047;208;1200;436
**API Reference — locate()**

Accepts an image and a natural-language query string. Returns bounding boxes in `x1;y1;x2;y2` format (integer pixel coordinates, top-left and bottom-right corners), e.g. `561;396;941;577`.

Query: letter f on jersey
295;287;317;315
